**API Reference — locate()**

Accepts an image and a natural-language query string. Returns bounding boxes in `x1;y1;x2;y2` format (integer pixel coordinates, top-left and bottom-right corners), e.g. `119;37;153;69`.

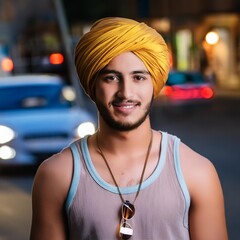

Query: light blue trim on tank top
80;132;168;195
65;142;81;212
65;131;190;224
173;137;191;229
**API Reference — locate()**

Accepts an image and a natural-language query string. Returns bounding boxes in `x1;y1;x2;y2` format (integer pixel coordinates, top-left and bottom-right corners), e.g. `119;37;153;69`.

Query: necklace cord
96;131;153;204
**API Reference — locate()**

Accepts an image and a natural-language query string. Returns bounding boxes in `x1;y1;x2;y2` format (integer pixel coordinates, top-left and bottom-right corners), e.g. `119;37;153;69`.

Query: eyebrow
99;69;150;75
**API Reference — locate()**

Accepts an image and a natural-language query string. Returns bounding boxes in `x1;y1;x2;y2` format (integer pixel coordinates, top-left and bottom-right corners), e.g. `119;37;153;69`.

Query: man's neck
96;119;152;154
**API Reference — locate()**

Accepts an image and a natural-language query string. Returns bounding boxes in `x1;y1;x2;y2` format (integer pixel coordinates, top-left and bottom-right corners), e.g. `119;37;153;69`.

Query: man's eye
105;75;118;81
135;75;145;81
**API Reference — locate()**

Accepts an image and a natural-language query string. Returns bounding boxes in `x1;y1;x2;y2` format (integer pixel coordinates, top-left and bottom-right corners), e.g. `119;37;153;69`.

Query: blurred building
148;0;240;89
0;0;68;78
65;0;240;89
0;0;239;89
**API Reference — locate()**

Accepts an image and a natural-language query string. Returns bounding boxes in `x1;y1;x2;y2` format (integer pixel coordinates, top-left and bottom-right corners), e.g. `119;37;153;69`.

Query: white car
0;74;96;166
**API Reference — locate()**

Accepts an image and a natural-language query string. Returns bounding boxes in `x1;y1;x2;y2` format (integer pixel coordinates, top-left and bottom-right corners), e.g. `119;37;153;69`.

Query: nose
116;78;133;99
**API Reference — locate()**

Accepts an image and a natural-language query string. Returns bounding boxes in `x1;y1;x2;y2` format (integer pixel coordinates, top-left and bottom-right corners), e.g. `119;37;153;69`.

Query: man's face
94;51;154;131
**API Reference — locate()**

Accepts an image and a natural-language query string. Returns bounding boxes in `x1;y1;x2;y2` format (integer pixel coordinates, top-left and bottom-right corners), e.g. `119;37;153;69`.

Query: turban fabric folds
75;17;170;99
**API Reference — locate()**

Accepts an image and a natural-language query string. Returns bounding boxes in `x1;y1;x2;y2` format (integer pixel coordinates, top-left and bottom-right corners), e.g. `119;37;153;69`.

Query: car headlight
0;145;16;160
76;122;96;138
0;125;15;144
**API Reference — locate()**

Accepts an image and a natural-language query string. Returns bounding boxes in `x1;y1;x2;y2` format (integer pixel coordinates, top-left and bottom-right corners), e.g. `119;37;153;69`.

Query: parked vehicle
158;70;214;107
0;74;96;165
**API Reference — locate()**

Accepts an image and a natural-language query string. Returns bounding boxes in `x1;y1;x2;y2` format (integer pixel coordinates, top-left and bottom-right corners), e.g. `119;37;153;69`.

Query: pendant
119;201;135;239
122;201;135;219
120;220;133;239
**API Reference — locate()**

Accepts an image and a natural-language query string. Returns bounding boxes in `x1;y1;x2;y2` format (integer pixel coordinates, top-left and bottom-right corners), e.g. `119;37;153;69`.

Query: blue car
0;74;96;166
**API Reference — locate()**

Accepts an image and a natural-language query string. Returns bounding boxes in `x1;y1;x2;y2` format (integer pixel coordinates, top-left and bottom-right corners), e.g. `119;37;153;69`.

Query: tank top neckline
80;131;168;194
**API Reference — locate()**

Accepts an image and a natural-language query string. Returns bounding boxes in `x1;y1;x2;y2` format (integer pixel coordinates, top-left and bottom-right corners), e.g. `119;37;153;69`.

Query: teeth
122;105;134;109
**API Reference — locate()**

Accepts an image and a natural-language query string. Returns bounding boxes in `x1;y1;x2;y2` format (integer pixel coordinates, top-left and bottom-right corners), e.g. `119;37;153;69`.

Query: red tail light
201;87;214;99
164;86;214;100
1;57;14;72
49;53;64;65
163;86;173;96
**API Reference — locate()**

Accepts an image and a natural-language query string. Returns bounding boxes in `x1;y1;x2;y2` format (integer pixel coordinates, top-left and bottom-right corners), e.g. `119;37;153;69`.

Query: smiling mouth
112;100;140;109
110;100;140;114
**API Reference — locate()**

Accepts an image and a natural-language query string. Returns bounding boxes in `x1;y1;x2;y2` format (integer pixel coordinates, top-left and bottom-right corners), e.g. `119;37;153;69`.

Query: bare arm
180;143;228;240
30;148;73;240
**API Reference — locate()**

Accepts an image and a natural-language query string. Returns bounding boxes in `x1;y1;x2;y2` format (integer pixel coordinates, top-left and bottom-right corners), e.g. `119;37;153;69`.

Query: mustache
111;99;140;105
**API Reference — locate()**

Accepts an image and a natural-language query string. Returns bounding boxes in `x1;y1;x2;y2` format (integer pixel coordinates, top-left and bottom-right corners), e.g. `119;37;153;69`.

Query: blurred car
158;70;214;107
0;74;96;166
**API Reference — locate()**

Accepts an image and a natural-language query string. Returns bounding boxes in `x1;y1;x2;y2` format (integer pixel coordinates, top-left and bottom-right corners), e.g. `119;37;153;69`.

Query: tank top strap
65;139;82;212
172;135;190;229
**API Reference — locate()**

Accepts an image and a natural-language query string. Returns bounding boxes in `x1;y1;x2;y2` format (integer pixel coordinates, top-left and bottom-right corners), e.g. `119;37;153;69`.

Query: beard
95;96;153;131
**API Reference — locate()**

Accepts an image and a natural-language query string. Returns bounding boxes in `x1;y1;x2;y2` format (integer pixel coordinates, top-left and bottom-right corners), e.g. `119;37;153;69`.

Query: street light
205;31;219;45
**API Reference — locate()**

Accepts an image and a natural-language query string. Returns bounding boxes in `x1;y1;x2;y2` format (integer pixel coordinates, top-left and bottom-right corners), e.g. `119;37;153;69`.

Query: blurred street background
0;0;240;239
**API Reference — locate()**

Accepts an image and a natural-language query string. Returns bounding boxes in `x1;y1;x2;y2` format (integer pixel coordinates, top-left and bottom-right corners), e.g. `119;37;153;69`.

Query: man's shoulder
33;147;73;195
179;142;219;196
179;141;214;174
39;147;72;174
179;141;208;161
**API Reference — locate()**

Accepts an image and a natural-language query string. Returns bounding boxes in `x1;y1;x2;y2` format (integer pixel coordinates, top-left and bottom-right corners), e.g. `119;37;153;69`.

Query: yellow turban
75;17;170;99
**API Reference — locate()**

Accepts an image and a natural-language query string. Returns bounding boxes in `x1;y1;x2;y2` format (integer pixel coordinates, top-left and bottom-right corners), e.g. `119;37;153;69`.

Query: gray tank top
66;132;190;240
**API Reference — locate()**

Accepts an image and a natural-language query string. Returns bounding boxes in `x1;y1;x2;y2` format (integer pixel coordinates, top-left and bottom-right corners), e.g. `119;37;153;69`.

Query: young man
30;17;228;240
